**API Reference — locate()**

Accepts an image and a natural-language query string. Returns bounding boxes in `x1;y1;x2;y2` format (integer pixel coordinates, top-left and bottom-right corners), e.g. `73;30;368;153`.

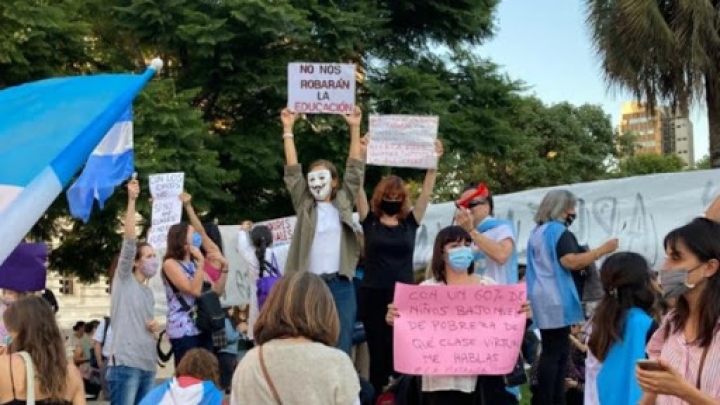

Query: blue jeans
326;275;356;355
107;365;155;405
170;333;213;367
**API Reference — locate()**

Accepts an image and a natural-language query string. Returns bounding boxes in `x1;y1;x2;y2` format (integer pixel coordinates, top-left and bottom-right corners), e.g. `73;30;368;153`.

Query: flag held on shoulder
0;58;164;266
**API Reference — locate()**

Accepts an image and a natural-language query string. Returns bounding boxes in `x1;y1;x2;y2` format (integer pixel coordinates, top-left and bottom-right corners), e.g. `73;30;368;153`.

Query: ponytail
255;237;269;277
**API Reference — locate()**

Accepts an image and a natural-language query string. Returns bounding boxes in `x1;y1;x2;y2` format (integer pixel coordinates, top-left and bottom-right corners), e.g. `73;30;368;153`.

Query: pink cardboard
393;282;527;376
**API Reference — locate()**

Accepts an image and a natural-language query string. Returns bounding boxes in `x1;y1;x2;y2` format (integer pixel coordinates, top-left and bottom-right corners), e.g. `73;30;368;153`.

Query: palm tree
585;0;720;167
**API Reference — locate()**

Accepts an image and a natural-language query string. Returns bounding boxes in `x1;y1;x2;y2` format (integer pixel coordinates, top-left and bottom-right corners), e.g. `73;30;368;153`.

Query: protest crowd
1;61;720;405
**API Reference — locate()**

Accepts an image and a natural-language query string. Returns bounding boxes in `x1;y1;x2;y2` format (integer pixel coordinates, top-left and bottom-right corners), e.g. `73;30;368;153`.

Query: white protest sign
367;115;439;169
256;216;296;246
287;62;356;115
148;172;185;250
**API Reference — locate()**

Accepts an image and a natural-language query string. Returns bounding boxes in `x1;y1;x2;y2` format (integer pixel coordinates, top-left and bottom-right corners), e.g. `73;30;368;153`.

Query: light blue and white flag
0;59;162;266
66;108;135;222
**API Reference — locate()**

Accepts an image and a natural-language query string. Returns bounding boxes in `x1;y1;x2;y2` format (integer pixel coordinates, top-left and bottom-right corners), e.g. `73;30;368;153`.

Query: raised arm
344;107;362;161
705;193;720;222
338;108;366;205
116;178;140;280
180;192;220;255
413;140;443;223
281;108;313;210
237;221;259;267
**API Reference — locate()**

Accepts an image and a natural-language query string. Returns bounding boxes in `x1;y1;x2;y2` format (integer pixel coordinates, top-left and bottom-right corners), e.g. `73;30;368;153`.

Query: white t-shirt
308;202;342;275
473;218;516;285
92;318;114;358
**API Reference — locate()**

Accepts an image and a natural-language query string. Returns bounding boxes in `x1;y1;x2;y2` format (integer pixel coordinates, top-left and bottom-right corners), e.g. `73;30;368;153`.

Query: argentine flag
66;107;134;222
0;59;162;266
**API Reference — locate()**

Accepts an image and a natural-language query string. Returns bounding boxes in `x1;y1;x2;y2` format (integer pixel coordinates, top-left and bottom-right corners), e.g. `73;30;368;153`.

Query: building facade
619;102;695;167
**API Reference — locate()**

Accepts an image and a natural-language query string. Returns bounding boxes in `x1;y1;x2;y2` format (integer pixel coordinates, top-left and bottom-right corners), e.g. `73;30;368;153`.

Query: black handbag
504;355;528;387
164;263;225;334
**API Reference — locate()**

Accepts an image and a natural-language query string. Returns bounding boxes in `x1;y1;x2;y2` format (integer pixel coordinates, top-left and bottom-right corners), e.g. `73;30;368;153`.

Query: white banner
153;170;718;310
287;62;356;114
367;115;439;169
147;172;184;250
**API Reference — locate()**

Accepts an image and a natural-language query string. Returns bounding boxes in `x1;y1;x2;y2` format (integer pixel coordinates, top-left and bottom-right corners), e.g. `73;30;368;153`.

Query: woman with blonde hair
0;296;85;404
232;272;361;405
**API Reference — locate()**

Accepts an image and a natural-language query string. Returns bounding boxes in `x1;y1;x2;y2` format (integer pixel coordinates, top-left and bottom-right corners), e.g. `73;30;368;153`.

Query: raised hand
435;139;444;158
127;178;140;200
343;106;362;127
179;192;191;205
281;108;298;130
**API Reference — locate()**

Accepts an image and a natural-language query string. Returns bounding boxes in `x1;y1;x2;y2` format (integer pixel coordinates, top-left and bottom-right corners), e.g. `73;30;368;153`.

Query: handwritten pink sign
393;283;526;376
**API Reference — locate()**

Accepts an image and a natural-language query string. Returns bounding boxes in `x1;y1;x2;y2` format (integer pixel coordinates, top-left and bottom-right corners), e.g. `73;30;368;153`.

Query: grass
520;384;531;405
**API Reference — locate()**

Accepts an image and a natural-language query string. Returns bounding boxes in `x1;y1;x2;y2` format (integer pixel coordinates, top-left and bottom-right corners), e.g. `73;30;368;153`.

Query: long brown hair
176;348;220;386
164;223;190;261
663;218;720;347
371;175;411;219
587;252;658;361
4;296;68;400
253;272;339;346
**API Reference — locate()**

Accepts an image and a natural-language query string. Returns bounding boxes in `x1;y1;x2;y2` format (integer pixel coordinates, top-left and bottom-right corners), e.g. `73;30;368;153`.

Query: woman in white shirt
237;221;289;341
386;225;530;405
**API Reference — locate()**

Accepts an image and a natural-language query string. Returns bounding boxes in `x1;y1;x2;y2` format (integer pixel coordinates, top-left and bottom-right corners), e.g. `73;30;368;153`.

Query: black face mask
380;199;402;216
566;213;577;227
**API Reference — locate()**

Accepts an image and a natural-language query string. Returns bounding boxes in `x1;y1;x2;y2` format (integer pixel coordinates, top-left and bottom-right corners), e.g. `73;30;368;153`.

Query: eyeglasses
467;200;488;209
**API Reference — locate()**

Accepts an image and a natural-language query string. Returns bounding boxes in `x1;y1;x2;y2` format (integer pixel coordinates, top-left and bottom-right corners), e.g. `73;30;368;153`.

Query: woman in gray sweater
232;272;361;405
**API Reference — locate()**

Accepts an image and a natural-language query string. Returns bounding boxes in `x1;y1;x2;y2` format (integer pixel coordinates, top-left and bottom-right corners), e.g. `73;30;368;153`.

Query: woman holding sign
355;140;443;394
386;226;531;405
280;106;365;356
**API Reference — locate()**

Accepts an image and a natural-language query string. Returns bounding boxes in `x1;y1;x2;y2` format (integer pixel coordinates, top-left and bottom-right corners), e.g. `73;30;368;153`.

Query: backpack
164;262;225;334
256;253;281;310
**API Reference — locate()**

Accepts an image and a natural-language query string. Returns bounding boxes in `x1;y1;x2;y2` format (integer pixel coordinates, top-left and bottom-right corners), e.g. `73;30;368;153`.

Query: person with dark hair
584;252;659;405
354;140;443;395
237;220;289;343
232;272;361;405
0;296;85;404
280;107;365;356
106;177;160;405
386;226;531;405
637;217;720;405
41;289;59;314
179;192;228;289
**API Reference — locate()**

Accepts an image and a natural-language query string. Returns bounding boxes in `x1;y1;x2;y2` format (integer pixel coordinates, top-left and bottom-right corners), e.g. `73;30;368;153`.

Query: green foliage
617;153;686;177
694;155;712;170
5;0;630;280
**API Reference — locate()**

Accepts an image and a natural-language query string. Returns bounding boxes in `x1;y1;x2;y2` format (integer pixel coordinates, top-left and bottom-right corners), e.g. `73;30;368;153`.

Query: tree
694;155;712;170
434;98;617;200
584;0;720;167
616;153;685;177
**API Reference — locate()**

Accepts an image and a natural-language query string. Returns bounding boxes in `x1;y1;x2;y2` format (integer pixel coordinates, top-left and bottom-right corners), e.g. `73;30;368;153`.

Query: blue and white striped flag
66;108;135;222
0;60;162;266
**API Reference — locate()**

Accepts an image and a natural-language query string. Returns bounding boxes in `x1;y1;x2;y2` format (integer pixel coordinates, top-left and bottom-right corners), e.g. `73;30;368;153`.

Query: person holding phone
636;218;720;405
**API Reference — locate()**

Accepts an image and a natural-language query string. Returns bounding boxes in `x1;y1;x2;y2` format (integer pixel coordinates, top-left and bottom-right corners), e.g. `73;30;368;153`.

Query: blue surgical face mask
3;335;13;346
447;246;474;273
192;232;202;248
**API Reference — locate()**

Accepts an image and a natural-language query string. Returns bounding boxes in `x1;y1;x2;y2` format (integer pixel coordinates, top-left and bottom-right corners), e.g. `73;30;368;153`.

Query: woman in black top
355;140;442;394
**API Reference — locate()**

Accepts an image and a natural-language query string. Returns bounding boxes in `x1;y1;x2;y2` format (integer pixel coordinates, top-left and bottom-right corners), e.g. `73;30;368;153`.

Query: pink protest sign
393;282;526;376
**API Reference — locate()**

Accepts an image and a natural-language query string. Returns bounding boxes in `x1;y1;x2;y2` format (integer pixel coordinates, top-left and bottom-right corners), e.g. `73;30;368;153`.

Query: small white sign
367;115;439;169
287;62;356;115
148;172;185;250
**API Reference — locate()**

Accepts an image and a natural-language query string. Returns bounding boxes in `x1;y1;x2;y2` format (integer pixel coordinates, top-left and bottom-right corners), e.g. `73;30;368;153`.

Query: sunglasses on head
467;200;488;209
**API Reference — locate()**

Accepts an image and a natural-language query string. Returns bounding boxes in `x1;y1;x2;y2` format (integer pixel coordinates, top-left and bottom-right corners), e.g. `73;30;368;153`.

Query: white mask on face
308;169;332;201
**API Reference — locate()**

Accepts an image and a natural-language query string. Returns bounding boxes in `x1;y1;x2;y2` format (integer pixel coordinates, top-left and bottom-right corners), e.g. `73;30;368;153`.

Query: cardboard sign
148;172;185;250
393;283;526;376
257;216;296;246
367;115;439;169
287;63;356;114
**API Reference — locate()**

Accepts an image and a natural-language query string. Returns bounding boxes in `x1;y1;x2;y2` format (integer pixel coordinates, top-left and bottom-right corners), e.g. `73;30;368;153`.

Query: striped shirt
646;311;720;405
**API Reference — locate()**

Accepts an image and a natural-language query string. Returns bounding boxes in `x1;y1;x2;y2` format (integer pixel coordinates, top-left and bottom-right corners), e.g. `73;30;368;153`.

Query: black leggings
359;287;395;394
535;327;571;405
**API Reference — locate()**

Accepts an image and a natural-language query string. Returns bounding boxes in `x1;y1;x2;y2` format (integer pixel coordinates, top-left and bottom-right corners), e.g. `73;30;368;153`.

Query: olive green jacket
283;158;365;278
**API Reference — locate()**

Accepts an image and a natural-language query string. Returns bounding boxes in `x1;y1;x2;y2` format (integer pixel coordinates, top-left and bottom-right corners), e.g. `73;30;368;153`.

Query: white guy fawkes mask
308;169;332;201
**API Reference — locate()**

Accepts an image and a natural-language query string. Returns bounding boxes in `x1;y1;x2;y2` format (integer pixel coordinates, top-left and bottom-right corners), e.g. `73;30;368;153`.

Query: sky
478;0;709;161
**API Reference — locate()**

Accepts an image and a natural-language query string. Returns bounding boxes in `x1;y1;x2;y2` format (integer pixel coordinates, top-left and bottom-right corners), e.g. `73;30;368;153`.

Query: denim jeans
325;275;356;355
107;365;155;405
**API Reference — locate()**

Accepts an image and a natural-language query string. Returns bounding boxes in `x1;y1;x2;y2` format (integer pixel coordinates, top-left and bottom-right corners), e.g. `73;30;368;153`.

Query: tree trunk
705;74;720;167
